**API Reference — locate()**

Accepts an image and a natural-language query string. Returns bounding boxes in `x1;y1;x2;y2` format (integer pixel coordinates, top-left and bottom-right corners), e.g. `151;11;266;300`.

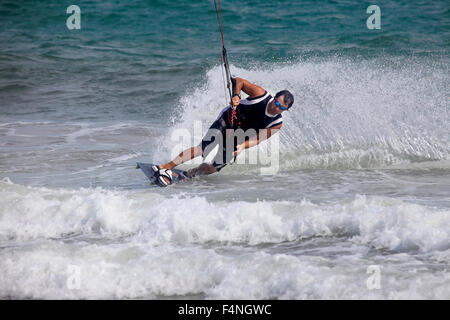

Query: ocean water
0;0;449;299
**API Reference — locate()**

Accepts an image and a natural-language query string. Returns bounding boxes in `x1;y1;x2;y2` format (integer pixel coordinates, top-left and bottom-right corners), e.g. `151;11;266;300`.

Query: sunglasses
275;99;288;111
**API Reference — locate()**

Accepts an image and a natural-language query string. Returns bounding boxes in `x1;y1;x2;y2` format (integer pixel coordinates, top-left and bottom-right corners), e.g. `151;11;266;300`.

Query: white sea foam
0;182;152;240
1;181;448;253
1;241;449;299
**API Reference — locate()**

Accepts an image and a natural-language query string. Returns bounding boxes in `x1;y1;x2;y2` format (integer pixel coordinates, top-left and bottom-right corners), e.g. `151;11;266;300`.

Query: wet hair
275;90;294;109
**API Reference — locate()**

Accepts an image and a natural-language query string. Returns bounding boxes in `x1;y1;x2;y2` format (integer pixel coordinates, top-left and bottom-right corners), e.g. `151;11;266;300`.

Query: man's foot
152;165;173;187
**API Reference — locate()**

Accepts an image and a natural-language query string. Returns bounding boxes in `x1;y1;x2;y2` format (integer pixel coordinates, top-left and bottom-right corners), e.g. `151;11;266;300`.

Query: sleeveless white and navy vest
235;91;283;131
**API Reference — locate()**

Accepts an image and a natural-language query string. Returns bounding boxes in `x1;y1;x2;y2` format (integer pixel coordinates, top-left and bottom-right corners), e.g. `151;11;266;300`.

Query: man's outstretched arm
233;124;282;157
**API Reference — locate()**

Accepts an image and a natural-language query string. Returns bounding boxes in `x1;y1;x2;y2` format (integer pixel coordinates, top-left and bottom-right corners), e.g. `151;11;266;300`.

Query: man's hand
231;95;240;107
233;143;245;158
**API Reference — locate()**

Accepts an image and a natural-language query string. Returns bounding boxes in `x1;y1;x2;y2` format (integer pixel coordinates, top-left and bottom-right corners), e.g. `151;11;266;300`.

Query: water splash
165;56;449;169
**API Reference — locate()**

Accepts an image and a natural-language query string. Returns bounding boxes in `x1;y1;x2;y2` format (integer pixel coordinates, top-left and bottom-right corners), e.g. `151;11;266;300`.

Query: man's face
272;95;289;114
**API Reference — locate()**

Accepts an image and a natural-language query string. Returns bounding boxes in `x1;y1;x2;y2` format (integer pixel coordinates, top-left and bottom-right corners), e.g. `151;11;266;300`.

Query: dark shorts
201;108;237;172
200;121;234;171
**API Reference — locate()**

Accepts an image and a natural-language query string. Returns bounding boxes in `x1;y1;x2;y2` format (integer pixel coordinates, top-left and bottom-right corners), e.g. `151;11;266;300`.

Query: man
152;77;294;186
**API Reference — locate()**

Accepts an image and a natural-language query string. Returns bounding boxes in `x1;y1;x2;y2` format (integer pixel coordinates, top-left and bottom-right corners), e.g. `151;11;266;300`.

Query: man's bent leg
159;114;227;174
186;163;217;177
160;145;202;170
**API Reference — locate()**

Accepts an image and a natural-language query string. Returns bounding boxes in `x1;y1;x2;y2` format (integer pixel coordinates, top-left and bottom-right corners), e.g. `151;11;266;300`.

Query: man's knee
198;163;217;175
186;163;217;178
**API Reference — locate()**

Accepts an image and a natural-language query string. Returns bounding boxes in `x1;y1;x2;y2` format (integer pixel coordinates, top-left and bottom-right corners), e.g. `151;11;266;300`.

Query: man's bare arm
233;77;266;98
234;124;282;156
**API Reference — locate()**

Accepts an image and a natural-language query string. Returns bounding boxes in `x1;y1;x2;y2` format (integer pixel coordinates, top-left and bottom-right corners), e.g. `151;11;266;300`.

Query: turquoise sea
0;0;449;299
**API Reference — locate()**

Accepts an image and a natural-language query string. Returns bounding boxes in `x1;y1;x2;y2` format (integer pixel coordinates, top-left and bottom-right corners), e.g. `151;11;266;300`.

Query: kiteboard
136;162;190;187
